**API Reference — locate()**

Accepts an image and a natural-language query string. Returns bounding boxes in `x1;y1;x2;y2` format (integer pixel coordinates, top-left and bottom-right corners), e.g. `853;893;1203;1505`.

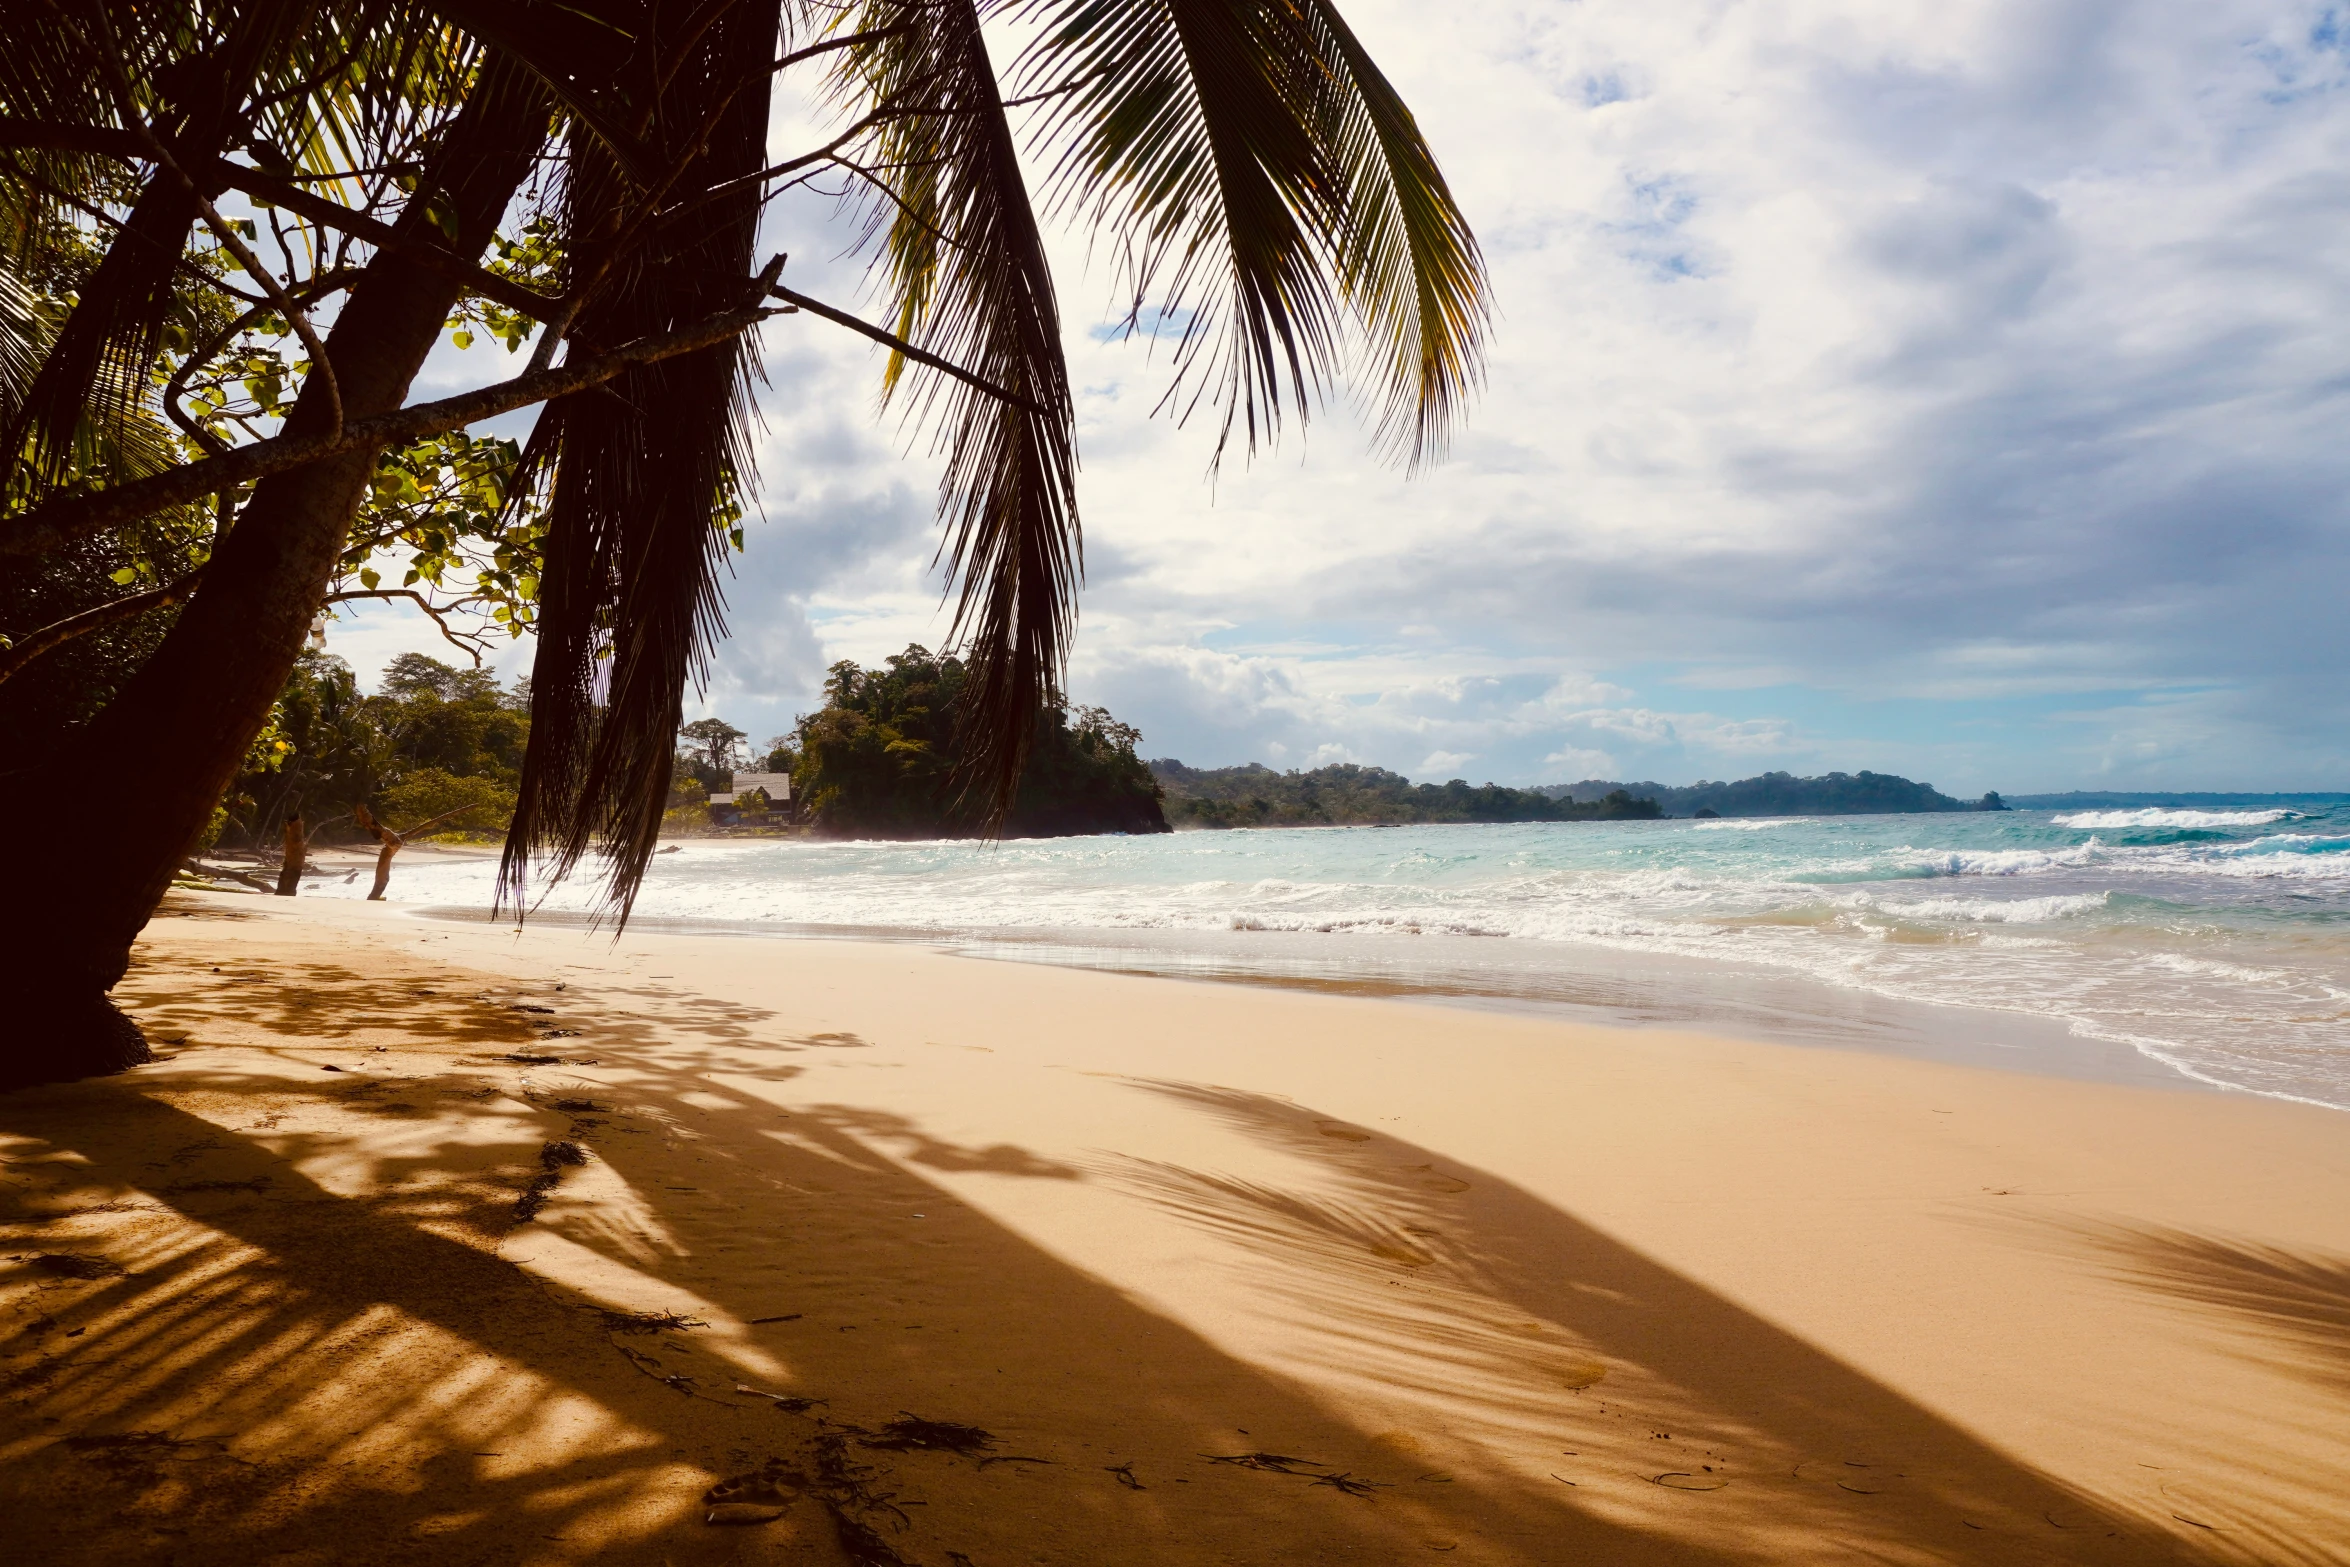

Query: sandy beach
4;890;2345;1566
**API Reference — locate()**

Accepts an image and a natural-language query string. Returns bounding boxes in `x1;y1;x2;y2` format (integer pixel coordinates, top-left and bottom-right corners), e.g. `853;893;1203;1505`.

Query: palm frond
1004;0;1486;466
0;266;47;428
831;0;1080;821
498;0;782;922
1008;0;1339;465
0;0;322;490
1289;0;1485;468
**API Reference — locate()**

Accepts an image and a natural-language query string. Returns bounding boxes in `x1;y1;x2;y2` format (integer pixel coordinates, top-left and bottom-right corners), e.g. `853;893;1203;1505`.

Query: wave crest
2053;808;2293;829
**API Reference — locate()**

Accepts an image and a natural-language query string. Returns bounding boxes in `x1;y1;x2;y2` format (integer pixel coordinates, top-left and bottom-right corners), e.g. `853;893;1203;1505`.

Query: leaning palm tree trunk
0;60;551;1085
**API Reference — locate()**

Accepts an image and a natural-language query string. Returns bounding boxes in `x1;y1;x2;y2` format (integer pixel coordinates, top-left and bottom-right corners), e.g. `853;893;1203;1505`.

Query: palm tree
0;0;1486;1087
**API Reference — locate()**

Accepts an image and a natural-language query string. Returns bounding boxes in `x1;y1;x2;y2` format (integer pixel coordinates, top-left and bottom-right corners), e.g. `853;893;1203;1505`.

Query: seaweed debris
600;1309;708;1334
1311;1472;1392;1497
863;1414;996;1455
1205;1452;1327;1474
514;1141;588;1220
811;1427;915;1565
164;1176;271;1195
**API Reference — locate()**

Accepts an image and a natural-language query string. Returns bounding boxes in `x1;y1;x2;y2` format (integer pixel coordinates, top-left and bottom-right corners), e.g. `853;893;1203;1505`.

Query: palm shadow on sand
0;935;2261;1565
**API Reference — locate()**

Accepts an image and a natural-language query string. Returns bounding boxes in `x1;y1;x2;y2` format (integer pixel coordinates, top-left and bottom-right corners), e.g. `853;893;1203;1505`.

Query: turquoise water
333;805;2350;1110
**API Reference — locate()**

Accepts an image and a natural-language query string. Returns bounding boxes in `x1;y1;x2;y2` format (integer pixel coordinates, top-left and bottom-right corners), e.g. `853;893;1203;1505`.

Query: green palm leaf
1009;0;1342;463
831;0;1080;820
1003;0;1487;465
1289;0;1485;468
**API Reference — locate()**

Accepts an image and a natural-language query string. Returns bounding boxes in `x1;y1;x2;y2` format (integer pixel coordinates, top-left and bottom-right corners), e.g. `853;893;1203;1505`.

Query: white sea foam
2051;808;2294;829
1894;844;2102;877
315;812;2350;1111
1856;892;2110;923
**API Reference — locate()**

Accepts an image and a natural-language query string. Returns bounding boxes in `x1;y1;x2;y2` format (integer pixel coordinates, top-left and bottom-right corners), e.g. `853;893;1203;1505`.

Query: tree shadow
0;947;1678;1565
2023;1222;2350;1401
1956;1210;2350;1563
1093;1078;2275;1566
0;930;2268;1565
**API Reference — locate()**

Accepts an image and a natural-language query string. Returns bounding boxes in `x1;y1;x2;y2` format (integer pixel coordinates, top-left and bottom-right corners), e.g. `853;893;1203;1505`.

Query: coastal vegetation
207;651;528;859
0;0;1488;1084
793;648;1167;838
1540;770;1999;817
1152;761;1661;827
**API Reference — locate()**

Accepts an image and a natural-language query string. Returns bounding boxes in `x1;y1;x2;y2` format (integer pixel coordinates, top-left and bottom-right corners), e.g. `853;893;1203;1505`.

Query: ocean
320;806;2350;1112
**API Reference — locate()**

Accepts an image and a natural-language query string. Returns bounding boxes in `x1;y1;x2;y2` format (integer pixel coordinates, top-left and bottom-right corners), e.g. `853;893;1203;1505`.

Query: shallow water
323;806;2350;1110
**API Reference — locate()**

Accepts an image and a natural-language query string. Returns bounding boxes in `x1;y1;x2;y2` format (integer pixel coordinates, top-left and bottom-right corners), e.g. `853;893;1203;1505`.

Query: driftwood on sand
274;816;306;897
353;802;482;901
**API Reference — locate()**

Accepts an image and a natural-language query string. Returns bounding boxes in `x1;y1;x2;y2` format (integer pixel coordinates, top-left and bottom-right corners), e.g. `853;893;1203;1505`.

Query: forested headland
789;648;1168;839
1539;770;2001;817
1151;762;1662;828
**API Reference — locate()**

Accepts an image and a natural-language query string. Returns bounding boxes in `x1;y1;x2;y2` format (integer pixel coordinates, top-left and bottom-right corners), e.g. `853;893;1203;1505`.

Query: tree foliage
1542;771;1977;817
795;646;1166;838
1152;761;1662;828
216;650;529;848
677;716;750;789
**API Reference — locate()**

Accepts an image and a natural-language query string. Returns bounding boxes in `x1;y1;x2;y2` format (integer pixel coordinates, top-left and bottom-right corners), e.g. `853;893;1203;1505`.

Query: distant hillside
2002;791;2350;810
1538;770;1992;817
1149;761;1661;828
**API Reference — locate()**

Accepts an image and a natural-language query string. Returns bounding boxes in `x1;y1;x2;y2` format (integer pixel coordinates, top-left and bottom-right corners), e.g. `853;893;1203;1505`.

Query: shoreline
4;891;2345;1563
409;901;2212;1102
245;810;2350;1115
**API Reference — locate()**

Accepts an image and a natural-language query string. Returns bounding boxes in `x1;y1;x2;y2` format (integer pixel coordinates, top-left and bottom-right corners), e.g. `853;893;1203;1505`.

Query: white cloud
350;1;2350;792
1542;745;1620;779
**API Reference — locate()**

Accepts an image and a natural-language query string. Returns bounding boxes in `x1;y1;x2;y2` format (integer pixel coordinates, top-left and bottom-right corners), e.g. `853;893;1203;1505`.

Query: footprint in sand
1369;1242;1434;1268
1399;1163;1471;1193
1555;1360;1607;1390
1794;1458;1911;1496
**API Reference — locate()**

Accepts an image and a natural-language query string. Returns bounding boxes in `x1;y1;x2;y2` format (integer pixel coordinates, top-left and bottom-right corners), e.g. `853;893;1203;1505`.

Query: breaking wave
324;803;2350;1111
2052;808;2295;829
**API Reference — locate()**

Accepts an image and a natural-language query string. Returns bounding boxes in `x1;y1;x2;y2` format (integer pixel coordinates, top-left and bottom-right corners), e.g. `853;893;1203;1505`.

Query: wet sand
3;889;2345;1565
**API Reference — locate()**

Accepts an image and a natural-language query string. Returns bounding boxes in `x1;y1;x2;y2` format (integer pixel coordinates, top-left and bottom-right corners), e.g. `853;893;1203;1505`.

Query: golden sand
3;890;2344;1564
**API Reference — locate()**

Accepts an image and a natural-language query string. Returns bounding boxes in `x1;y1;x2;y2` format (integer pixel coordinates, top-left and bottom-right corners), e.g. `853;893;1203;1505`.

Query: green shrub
377;768;515;839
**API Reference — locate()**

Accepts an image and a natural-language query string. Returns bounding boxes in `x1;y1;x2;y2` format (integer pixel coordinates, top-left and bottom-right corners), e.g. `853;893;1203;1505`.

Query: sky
330;0;2350;794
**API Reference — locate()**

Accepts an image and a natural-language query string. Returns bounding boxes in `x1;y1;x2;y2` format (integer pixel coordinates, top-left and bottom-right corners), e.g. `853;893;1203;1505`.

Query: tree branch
227;162;564;323
164;268;365;458
394;802;484;838
63;0;346;437
0;566;205;687
0;120;566;324
321;586;489;663
2;301;781;557
182;857;278;894
767;283;1046;416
